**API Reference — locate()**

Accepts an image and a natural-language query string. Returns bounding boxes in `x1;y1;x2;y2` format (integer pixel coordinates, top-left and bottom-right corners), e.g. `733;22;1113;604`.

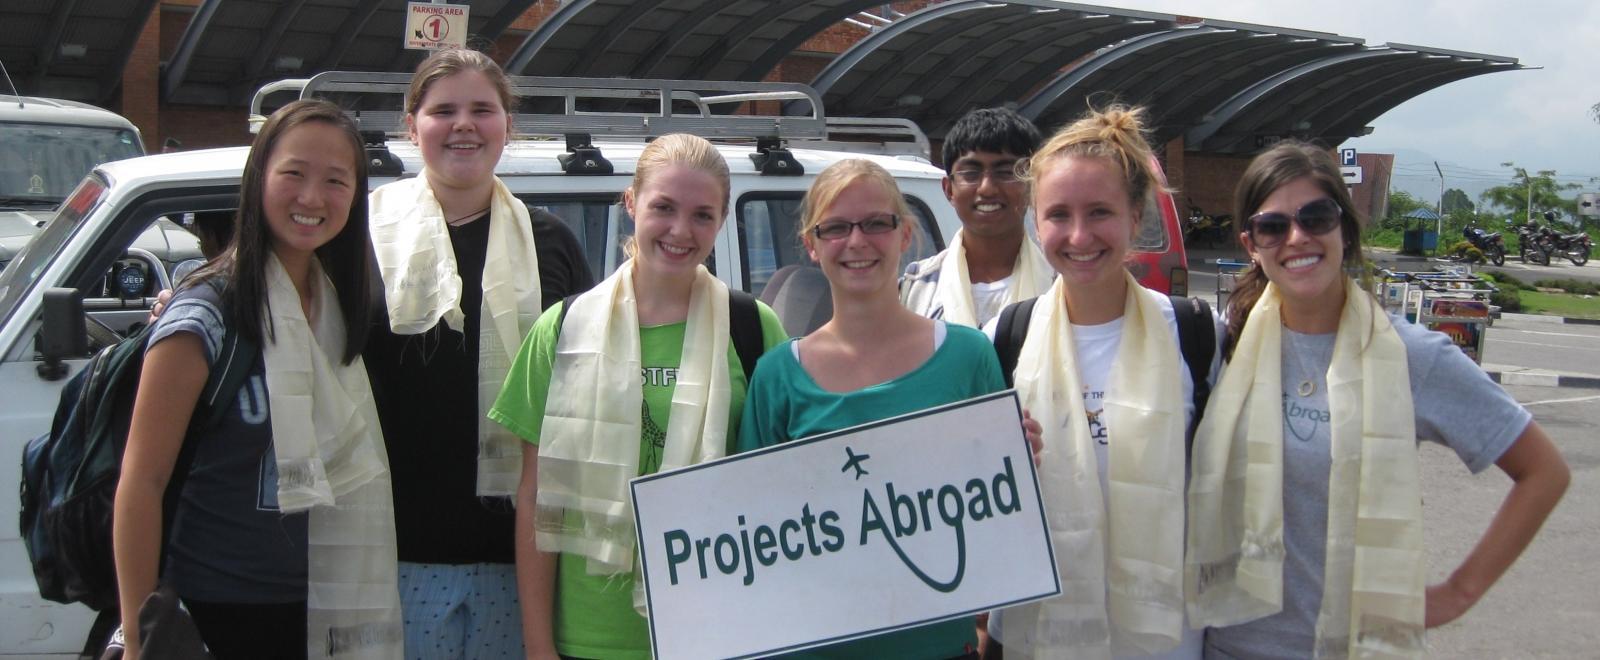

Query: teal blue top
736;322;1006;659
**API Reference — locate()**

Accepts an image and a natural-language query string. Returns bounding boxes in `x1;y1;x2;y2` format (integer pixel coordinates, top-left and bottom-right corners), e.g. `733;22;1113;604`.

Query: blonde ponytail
1020;104;1166;219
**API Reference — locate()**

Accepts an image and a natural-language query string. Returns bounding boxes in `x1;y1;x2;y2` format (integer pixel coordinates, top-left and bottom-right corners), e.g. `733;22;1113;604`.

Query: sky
1084;0;1600;209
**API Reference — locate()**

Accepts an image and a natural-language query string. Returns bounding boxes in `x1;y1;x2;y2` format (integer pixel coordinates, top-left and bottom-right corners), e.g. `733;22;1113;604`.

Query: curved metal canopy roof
801;0;1181;135
3;0;1528;156
503;0;890;81
1016;21;1365;143
159;0;540;105
1;0;162;103
1186;43;1522;153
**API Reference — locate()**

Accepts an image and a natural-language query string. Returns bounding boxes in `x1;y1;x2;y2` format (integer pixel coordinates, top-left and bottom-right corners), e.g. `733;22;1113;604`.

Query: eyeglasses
811;214;901;240
950;166;1022;187
1246;198;1343;249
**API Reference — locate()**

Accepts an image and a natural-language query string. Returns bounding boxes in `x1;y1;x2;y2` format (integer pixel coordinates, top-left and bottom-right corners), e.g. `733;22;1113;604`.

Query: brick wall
1180;152;1253;220
119;4;161;152
507;0;563;32
1351;153;1394;226
162;106;253;150
1163;136;1186;194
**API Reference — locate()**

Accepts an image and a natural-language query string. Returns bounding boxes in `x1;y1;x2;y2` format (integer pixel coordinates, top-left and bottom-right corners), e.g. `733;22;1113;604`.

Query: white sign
631;392;1059;660
405;2;469;51
1340;147;1358;167
1341;165;1364;185
1579;192;1599;218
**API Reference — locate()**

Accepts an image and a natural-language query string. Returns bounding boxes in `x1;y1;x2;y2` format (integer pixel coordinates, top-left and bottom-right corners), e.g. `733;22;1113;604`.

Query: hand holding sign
630;392;1060;659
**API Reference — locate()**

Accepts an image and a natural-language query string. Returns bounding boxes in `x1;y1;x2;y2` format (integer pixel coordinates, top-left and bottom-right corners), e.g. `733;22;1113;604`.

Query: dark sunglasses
811;213;900;240
1246;198;1342;249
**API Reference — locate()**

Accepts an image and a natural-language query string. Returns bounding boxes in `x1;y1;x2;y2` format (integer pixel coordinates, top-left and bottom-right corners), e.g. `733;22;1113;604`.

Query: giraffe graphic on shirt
641;399;666;474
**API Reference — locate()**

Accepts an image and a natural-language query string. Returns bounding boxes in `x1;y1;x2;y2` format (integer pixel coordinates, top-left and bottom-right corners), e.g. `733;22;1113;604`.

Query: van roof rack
251;72;825;140
249;71;931;158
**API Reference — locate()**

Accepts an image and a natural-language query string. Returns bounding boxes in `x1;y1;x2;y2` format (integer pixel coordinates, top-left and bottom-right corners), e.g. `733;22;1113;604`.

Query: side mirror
38;287;87;380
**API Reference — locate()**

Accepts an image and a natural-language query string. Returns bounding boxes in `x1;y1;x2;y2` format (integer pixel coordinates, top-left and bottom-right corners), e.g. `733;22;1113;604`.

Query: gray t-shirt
1205;316;1529;659
149;280;308;604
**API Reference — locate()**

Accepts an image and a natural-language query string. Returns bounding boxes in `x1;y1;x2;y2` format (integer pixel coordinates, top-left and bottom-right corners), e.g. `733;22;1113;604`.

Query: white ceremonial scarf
535;260;731;581
260;254;402;659
1186;280;1424;659
368;174;541;496
936;229;1054;327
1000;271;1188;659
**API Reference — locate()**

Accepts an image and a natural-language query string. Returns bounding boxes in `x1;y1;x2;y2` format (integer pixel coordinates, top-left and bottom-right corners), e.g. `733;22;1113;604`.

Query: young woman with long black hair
114;100;399;660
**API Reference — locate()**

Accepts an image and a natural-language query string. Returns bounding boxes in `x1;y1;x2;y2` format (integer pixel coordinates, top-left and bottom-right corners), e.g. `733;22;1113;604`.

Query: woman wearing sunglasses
737;159;1026;659
1188;141;1568;659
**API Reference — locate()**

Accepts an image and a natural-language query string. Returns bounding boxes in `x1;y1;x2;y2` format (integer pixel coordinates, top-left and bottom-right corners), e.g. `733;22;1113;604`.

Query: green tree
1441;188;1474;214
1479;163;1580;222
1382;189;1426;230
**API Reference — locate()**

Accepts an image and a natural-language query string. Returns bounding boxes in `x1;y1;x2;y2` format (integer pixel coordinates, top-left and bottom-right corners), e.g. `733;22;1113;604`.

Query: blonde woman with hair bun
491;133;787;659
982;105;1217;660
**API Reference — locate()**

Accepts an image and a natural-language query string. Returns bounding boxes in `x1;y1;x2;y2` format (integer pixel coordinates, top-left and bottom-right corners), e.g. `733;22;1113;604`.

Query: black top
154;281;308;603
364;207;594;564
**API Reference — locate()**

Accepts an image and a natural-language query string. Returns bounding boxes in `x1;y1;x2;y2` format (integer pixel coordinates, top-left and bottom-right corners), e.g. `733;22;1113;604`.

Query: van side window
1134;189;1170;251
736;193;943;297
522;196;715;281
522;196;614;277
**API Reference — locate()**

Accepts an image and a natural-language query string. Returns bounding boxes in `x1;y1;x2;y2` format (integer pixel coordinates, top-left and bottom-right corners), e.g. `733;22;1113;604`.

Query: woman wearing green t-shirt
737;159;1034;659
489;134;787;659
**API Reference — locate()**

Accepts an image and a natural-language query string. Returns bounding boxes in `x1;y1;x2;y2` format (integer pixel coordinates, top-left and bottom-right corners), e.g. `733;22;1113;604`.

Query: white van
0;95;204;277
0;74;957;656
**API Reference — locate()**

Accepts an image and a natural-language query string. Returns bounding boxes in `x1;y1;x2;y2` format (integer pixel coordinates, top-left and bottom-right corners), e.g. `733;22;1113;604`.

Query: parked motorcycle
1538;224;1591;266
1514;221;1552;265
1184;203;1232;249
1461;225;1507;266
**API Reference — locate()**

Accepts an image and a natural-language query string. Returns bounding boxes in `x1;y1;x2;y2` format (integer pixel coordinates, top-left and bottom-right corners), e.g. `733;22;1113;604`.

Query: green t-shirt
736;322;1006;659
488;298;787;659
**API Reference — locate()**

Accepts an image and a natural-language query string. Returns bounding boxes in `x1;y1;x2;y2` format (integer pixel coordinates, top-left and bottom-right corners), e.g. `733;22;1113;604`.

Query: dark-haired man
901;107;1053;327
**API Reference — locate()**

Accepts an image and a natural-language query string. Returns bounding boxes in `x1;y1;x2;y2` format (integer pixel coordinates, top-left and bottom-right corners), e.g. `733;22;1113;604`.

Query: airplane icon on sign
841;446;870;480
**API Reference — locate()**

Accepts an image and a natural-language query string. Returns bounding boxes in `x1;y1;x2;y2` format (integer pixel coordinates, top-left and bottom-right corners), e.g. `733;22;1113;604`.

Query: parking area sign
406;2;469;51
1340;147;1357;167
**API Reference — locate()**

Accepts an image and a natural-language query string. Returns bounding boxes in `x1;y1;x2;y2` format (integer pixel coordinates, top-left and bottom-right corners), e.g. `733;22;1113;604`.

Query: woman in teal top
737;159;1010;659
490;134;786;660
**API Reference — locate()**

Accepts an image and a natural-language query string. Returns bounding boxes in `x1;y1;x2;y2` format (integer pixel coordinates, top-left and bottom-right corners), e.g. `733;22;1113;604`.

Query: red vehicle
1126;158;1191;296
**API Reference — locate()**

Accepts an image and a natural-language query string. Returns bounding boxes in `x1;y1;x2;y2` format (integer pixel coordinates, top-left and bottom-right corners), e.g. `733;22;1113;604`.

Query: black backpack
19;321;256;611
992;295;1216;449
557;288;766;381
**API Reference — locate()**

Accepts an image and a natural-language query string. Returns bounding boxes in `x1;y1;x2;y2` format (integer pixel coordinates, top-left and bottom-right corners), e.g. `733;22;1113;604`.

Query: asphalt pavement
1421;383;1599;658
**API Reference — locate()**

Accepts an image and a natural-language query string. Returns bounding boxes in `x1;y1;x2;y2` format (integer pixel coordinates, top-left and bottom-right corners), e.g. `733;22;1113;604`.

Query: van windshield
0;123;143;209
0;175;105;324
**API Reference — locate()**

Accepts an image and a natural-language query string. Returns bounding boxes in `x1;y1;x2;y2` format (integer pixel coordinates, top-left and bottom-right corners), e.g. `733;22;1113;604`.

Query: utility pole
1434;161;1444;237
1527;175;1534;222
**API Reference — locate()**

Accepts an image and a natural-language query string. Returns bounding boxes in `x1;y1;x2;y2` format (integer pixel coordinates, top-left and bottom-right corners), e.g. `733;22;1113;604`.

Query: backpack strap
727;289;763;382
1169;295;1216;448
559;289;764;382
557;292;580;334
993;297;1038;389
198;328;257;429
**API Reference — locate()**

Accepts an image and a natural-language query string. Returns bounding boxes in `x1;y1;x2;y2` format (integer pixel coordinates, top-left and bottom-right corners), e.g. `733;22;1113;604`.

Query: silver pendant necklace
1286;334;1317;397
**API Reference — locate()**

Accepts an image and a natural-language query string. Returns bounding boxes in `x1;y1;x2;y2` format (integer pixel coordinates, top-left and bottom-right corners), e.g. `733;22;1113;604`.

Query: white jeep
0;74;957;656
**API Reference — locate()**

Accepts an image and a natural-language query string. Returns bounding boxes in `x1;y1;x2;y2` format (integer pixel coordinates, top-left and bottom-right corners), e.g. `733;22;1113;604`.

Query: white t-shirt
968;274;1016;329
984;295;1218;660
